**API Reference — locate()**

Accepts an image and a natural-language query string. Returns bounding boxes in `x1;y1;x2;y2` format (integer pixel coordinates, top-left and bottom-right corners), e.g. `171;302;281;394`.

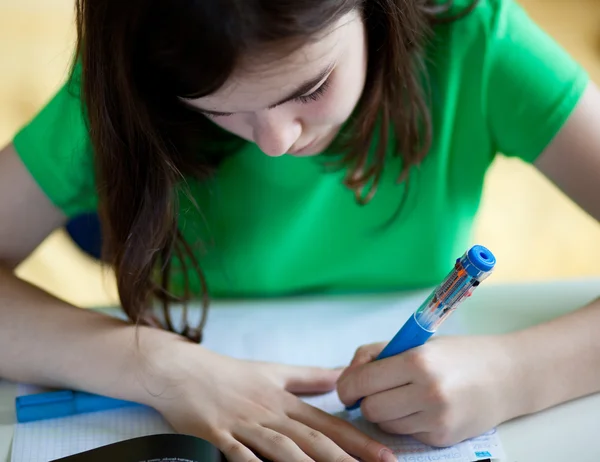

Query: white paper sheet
11;292;504;461
12;388;504;462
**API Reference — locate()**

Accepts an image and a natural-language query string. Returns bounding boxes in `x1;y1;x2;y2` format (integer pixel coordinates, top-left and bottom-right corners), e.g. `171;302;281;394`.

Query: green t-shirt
13;0;588;299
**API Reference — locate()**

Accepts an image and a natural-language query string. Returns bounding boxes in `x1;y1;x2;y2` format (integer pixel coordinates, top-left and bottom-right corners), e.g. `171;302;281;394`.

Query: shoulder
427;0;546;50
425;0;589;164
431;0;519;28
425;0;577;82
12;60;98;218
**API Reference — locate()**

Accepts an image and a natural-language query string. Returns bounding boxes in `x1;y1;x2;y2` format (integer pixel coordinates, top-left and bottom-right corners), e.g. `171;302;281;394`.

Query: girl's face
186;10;367;157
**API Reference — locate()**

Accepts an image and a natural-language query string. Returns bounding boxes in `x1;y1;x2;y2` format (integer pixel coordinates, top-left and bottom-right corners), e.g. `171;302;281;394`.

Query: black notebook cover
49;434;223;462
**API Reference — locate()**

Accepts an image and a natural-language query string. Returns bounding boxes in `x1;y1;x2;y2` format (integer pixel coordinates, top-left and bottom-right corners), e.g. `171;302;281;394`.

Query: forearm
0;264;191;406
506;296;600;418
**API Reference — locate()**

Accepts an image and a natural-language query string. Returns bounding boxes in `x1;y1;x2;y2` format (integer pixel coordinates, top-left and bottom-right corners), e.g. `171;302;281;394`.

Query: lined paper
12;405;173;462
12;388;504;462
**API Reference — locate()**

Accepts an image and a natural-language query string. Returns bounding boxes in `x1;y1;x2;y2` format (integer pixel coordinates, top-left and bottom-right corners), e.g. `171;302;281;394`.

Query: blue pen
346;244;496;411
15;390;140;423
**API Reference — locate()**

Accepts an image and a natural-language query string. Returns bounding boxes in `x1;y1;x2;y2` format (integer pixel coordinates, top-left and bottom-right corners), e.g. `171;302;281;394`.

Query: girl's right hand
146;342;395;462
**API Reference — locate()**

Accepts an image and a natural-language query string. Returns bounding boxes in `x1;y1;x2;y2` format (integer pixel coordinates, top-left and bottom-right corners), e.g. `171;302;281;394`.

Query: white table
1;277;599;462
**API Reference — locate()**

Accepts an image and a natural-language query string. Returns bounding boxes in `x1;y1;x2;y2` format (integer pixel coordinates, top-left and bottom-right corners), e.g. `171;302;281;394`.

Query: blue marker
346;244;496;411
15;390;140;423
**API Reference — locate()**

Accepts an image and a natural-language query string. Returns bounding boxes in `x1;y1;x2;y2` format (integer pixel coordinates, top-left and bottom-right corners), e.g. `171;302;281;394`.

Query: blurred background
1;0;599;308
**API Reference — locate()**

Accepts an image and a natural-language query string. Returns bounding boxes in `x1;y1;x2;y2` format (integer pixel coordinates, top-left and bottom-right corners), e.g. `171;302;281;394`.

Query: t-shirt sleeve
12;65;98;218
483;0;589;163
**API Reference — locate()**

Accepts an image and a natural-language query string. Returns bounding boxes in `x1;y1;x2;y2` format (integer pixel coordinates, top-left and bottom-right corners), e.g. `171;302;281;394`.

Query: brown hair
73;0;478;342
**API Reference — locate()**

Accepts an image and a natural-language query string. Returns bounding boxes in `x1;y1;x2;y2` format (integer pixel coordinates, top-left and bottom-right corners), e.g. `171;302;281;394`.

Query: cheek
303;70;366;126
300;85;358;126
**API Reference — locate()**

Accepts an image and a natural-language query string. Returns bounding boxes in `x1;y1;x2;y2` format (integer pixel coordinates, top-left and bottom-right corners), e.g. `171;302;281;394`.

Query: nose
252;111;302;157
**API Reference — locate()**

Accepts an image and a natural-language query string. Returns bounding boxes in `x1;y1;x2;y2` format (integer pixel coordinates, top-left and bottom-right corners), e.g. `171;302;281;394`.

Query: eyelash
294;78;331;104
203;77;331;117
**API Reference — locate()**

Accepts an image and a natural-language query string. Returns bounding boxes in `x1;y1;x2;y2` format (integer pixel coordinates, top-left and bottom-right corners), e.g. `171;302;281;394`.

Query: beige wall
473;0;600;283
1;1;599;308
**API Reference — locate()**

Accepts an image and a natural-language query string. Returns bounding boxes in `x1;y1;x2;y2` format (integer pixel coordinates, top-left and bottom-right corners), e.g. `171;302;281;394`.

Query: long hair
73;0;479;342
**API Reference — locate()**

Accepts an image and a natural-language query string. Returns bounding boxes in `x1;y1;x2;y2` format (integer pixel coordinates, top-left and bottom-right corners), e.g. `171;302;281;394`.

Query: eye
294;78;331;104
203;111;232;118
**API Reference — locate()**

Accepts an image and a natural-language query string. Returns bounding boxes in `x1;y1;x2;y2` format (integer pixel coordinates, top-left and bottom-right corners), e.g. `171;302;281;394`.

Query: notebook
48;434;222;462
11;293;505;461
12;384;505;462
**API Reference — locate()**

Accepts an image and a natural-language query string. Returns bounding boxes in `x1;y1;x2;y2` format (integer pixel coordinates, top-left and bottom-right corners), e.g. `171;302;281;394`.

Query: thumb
277;364;343;394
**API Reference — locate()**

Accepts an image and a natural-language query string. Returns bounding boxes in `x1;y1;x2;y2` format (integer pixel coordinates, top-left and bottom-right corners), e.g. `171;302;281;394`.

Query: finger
349;343;385;368
337;355;412;406
360;383;422;423
278;364;342;394
378;411;430;435
289;400;395;462
213;434;263;462
269;417;356;462
337;344;380;384
234;424;314;462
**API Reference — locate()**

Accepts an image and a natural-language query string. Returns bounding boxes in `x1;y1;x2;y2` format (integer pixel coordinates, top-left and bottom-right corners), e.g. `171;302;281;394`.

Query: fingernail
379;448;396;462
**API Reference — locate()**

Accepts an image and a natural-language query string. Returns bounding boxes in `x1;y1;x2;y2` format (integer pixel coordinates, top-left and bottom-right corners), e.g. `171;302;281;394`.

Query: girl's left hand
336;335;519;447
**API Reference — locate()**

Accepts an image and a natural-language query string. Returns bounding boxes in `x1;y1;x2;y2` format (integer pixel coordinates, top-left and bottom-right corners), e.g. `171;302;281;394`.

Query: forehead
188;11;359;113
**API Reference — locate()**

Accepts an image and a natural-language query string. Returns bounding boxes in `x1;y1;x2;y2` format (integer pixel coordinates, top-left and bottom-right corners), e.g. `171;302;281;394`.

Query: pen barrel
345;245;496;412
377;313;434;359
414;245;495;331
75;392;135;413
16;390;139;423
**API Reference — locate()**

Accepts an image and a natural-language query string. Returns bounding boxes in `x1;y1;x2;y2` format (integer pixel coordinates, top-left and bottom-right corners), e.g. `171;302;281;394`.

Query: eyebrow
196;62;336;117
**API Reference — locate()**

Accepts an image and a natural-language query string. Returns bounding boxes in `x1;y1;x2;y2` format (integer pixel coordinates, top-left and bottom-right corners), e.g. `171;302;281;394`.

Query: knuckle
336;379;349;399
225;441;246;454
425;382;450;407
269;432;288;446
339;371;370;402
360;397;379;422
360;435;383;455
306;429;324;441
403;350;424;372
405;349;432;373
210;431;239;451
355;369;375;392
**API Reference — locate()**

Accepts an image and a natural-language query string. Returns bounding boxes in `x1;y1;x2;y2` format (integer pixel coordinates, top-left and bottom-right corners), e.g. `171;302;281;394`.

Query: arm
336;82;600;447
0;142;392;462
0;141;187;401
507;79;600;417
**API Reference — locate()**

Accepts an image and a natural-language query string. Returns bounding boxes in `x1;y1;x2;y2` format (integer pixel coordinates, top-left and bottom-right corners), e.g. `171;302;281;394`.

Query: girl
1;0;599;461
